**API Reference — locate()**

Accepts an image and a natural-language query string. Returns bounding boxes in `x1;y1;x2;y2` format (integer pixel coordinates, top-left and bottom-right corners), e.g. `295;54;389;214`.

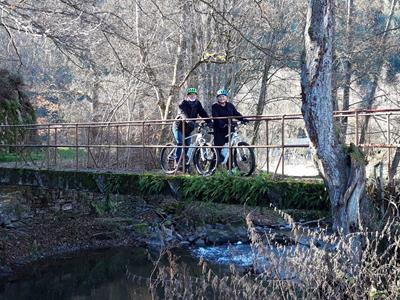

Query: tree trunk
301;0;369;234
340;0;354;135
251;59;271;145
135;1;165;119
358;0;397;144
389;148;400;180
162;8;188;121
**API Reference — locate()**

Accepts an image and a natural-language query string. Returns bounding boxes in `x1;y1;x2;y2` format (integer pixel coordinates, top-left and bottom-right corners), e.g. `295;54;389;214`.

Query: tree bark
251;59;271;145
389;148;400;181
301;0;369;234
340;0;354;135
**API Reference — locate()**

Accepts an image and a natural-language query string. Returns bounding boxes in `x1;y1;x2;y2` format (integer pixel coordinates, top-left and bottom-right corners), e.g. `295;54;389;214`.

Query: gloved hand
188;120;196;129
223;121;237;129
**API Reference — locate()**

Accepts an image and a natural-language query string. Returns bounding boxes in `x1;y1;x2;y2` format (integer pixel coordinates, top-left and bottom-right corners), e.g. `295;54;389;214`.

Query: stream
0;244;255;300
0;240;308;300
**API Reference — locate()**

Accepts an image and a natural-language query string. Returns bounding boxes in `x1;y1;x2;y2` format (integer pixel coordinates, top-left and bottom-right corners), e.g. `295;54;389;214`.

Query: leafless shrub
149;207;400;299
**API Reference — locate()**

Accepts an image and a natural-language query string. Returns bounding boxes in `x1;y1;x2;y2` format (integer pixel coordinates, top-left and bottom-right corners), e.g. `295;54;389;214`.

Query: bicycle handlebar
233;120;249;127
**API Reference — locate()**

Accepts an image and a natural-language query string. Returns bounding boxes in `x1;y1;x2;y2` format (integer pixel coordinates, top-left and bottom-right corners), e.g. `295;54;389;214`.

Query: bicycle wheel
160;143;178;174
194;143;218;176
233;142;256;176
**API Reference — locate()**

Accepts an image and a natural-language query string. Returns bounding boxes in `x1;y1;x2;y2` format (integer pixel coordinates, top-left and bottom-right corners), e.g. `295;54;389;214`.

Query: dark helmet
186;87;198;95
216;89;228;97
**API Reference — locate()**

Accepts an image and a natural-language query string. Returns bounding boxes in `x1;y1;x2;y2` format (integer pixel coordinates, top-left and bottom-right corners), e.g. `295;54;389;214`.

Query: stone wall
0;186;98;228
0;166;329;210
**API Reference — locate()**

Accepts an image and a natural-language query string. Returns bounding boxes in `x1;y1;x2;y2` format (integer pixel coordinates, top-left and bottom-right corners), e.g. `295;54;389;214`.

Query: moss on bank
0;167;329;211
176;172;328;210
87;171;328;210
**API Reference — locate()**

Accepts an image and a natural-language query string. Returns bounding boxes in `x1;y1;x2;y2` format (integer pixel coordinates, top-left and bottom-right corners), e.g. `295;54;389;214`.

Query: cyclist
172;87;211;166
212;89;249;164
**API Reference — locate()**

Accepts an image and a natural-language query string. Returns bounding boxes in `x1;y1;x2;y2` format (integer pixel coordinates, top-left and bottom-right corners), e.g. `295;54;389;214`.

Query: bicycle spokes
167;149;177;161
237;148;248;162
160;143;178;174
233;142;255;176
194;144;217;176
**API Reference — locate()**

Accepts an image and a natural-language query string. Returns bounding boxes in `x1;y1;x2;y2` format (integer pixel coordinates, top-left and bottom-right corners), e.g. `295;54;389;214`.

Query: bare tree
357;0;398;144
301;0;370;233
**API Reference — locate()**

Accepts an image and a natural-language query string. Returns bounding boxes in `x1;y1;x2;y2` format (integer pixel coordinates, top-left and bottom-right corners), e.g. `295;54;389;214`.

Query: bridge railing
1;108;400;178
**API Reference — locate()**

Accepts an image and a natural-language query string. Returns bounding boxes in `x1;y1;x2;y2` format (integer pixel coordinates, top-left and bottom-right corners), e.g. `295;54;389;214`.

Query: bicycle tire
233;141;256;176
194;143;218;176
160;143;178;174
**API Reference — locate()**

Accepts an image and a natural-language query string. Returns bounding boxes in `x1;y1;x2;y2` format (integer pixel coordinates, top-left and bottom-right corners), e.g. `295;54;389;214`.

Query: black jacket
173;100;210;134
212;102;245;130
212;102;247;145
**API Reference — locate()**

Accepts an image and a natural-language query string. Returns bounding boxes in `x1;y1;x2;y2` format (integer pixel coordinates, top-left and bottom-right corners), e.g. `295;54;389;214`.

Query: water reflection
0;248;154;300
0;242;305;299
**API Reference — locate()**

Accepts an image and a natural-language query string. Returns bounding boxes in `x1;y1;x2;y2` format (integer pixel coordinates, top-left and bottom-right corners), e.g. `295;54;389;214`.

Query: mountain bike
219;121;256;176
160;123;217;176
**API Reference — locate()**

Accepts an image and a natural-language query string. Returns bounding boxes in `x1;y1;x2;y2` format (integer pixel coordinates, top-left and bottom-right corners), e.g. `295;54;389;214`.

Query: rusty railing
1;108;400;177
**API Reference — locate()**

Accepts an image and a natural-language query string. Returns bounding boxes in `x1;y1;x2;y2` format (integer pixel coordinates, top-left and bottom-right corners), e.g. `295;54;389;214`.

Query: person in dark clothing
212;89;248;164
172;87;211;164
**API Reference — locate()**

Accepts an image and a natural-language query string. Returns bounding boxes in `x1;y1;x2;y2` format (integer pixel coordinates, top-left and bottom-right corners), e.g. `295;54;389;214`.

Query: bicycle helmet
187;87;198;95
216;89;228;97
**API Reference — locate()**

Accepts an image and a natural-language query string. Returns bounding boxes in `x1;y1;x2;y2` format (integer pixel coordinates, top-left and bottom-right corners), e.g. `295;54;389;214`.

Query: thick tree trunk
301;0;369;234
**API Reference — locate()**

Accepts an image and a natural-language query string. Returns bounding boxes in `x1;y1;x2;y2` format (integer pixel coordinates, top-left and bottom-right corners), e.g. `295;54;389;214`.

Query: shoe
174;162;190;172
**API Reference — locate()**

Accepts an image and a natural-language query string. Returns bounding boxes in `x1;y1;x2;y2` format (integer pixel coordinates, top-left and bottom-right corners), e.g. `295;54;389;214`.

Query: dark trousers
172;127;192;163
214;130;229;164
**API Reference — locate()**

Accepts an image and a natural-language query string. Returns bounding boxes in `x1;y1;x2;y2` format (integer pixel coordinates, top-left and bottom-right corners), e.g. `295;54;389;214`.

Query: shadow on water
0;245;236;300
0;248;156;300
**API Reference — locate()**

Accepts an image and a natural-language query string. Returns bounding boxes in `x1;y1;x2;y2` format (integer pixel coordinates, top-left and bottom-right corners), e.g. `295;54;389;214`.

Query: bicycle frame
171;126;211;165
185;131;207;164
221;126;243;165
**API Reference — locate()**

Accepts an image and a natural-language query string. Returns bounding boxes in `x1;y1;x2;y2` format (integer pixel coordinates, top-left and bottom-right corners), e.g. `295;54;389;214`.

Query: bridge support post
266;119;269;173
107;124;111;170
47;125;50;169
54;127;58;168
142;121;145;173
228;118;232;172
281;115;285;176
75;124;79;171
116;125;119;169
355;110;359;145
387;114;392;185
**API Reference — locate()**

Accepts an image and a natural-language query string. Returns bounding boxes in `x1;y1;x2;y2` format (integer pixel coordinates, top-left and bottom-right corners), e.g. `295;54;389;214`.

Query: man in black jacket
172;87;211;165
212;89;248;164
